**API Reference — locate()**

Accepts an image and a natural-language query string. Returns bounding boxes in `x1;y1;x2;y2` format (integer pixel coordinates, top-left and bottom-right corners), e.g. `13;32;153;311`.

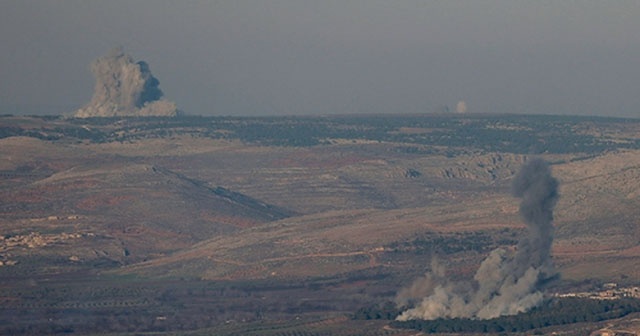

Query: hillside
0;136;294;276
1;114;640;335
2;115;640;281
117;148;640;283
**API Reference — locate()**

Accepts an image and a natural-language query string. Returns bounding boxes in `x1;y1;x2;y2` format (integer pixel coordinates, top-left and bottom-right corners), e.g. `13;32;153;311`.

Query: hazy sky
1;1;640;117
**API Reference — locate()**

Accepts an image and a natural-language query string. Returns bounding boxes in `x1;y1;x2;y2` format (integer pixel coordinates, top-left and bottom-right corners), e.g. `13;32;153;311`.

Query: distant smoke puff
456;101;468;113
74;47;179;118
396;159;559;321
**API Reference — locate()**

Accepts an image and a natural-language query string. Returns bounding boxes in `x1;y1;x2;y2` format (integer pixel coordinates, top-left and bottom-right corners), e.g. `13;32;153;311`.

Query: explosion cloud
74;47;179;118
396;158;559;321
456;101;468;113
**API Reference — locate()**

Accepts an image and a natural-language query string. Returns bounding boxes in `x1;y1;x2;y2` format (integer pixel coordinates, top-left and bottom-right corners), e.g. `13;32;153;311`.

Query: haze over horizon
1;1;639;117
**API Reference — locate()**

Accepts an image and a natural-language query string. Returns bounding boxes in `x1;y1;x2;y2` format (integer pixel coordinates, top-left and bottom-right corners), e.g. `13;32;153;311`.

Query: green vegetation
0;124;106;141
0;276;388;335
354;297;640;334
353;301;402;321
388;230;519;255
4;114;638;154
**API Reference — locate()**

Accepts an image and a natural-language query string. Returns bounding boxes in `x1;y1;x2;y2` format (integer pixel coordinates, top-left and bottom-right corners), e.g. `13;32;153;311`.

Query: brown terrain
1;114;640;335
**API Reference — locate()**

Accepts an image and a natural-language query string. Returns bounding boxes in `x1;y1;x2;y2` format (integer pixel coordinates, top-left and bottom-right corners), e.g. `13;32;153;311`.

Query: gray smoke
396;159;559;321
74;47;179;118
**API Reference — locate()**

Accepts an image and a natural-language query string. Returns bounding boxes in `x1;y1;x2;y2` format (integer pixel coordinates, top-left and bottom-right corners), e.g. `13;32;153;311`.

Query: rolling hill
1;114;640;335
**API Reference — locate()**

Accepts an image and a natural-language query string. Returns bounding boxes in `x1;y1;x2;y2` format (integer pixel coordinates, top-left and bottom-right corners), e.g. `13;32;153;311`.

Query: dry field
1;114;640;334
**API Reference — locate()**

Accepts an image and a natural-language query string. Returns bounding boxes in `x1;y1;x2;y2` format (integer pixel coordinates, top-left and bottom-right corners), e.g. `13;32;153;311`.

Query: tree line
354;297;640;334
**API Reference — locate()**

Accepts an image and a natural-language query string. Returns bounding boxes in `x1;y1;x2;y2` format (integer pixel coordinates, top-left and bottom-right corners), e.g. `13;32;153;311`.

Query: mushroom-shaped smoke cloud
74;47;180;118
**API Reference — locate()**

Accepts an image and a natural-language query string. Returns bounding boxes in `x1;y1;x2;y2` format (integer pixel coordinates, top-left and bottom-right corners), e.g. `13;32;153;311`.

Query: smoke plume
74;47;179;118
456;101;468;113
396;158;559;321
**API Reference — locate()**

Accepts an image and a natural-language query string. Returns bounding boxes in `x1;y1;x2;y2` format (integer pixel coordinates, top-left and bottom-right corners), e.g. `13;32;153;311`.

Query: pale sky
1;1;639;117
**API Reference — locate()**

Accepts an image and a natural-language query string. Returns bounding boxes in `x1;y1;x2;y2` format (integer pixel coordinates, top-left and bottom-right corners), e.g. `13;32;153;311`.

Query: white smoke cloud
396;159;559;321
395;258;447;308
74;47;179;118
456;101;468;113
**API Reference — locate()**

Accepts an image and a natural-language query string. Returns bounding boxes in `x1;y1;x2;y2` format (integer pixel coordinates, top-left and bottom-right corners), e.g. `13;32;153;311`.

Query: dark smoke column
397;158;559;321
511;158;558;276
74;47;179;118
